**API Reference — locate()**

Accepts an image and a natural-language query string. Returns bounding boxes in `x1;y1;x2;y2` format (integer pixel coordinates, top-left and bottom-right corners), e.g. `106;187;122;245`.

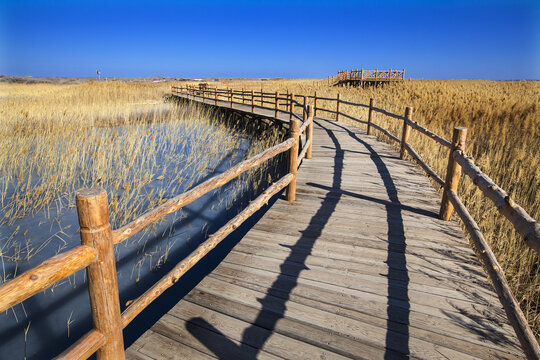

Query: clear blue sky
1;0;538;79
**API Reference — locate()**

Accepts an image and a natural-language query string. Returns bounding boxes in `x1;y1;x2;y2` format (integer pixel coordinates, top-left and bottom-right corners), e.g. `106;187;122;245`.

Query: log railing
175;84;539;358
0;94;315;359
172;85;309;123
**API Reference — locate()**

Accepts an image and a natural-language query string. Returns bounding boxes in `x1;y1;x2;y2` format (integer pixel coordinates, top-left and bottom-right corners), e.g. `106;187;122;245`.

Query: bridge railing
0;93;315;359
173;84;539;358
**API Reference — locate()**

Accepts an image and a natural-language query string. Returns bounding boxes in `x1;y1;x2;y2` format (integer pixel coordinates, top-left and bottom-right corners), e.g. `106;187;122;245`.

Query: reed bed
0;81;281;285
201;78;540;337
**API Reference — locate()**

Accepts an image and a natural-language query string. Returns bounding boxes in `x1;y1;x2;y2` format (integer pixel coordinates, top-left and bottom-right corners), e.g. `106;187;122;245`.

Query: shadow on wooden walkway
126;96;524;359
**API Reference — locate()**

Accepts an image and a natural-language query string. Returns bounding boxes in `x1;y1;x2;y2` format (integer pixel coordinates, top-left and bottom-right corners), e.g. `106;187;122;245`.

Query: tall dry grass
0;81;281;283
202;78;540;337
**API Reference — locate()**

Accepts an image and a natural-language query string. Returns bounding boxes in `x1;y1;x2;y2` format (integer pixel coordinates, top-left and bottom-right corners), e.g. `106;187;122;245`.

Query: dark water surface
0;112;287;359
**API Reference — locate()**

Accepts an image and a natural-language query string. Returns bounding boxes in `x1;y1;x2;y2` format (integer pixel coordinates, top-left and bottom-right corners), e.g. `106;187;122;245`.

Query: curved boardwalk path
126;96;524;359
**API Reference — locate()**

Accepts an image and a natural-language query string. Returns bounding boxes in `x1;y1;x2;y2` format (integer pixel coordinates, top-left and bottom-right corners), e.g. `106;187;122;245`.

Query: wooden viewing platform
329;69;405;87
1;85;538;360
125;90;530;359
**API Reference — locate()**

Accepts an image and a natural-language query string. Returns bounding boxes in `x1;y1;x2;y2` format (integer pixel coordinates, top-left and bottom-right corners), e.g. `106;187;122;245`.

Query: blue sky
1;0;538;79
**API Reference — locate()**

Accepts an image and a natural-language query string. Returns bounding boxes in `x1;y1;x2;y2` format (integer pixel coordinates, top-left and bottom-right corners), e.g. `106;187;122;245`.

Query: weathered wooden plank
231;239;491;289
257;207;468;242
206;267;522;358
211;259;516;337
235;235;488;288
245;225;476;265
167;300;351;360
223;243;507;324
125;348;155;360
153;315;284;360
129;329;216;360
181;290;394;360
192;276;487;360
221;249;497;303
229;233;493;299
252;218;468;251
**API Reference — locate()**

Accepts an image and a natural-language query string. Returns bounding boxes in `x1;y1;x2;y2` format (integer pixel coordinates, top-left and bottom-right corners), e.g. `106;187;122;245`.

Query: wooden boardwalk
126;96;524;359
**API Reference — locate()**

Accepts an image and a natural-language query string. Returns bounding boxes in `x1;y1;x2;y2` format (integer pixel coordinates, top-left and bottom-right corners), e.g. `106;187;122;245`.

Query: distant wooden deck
330;69;405;87
126;95;524;359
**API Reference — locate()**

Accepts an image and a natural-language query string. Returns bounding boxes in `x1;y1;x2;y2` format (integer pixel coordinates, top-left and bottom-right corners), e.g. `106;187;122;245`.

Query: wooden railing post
242;87;245;104
76;188;124;360
336;93;340;121
314;91;318;117
289;94;295;120
274;91;279;118
367;98;374;135
306;105;314;159
440;127;468;220
229;88;233;108
260;87;264;107
286;119;301;202
202;88;205;102
251;90;254;112
215;88;218;105
400;107;413;159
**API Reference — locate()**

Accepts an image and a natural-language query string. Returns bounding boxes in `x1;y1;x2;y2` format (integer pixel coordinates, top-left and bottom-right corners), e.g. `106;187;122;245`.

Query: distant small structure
329;68;405;87
96;70;101;81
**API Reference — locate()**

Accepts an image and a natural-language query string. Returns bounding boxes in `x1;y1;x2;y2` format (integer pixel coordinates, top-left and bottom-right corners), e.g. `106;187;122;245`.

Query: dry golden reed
0;81;281;283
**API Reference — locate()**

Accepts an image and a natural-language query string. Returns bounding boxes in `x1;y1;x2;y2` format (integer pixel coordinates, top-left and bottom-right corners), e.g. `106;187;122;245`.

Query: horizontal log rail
112;137;295;244
446;190;540;359
338;111;368;125
371;106;406;120
173;86;309;120
121;173;294;328
406;119;452;148
453;150;540;254
338;98;370;108
0;245;98;313
55;329;106;360
403;143;445;186
315;107;338;115
298;139;311;165
369;121;401;143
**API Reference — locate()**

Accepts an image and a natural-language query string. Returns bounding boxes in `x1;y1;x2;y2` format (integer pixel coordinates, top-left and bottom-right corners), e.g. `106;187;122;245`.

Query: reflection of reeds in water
0;82;282;286
193;78;539;338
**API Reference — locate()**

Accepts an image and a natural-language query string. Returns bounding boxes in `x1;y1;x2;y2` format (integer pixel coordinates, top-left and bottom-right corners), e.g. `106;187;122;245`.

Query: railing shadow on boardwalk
185;118;412;359
184;118;345;358
318;119;410;358
312;121;519;351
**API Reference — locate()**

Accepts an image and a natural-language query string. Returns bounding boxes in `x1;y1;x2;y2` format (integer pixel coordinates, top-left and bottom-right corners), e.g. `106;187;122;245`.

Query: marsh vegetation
0;81;283;358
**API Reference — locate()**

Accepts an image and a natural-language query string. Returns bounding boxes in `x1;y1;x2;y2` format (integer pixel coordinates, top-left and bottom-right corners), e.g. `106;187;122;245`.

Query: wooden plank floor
126;95;524;359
